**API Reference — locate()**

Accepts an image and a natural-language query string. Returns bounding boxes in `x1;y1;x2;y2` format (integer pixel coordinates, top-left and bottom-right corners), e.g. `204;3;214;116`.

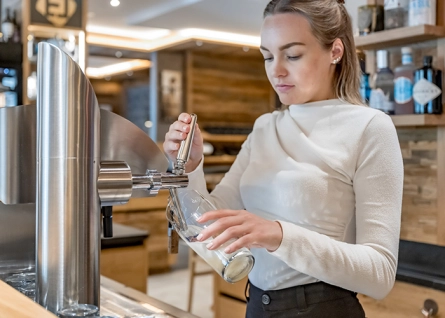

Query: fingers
163;117;193;155
197;210;237;223
197;211;245;246
223;235;254;254
205;225;246;251
178;112;192;124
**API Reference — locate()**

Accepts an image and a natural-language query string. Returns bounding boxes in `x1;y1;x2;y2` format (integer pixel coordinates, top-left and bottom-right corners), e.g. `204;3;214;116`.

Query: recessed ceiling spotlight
196;41;203;47
110;0;120;7
115;51;123;58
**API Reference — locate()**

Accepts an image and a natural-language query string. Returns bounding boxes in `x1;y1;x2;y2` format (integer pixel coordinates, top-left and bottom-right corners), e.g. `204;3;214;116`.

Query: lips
275;84;294;93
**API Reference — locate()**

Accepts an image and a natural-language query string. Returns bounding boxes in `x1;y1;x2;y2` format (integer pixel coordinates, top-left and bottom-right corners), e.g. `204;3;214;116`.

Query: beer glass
167;188;254;283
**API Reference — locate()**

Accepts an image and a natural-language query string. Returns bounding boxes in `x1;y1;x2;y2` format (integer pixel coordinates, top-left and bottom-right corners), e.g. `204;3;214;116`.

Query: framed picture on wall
161;69;182;122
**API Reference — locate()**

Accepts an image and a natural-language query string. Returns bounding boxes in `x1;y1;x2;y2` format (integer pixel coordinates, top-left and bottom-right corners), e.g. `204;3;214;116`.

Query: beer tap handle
174;113;197;175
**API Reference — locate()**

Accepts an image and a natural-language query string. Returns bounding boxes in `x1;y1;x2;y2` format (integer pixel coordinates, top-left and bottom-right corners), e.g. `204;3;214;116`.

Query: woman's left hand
196;209;283;253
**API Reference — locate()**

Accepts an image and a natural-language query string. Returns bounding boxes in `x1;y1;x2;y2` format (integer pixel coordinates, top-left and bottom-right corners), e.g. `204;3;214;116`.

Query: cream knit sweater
187;99;403;299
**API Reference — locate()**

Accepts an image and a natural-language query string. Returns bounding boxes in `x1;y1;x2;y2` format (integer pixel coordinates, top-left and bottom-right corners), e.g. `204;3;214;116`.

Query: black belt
246;280;357;311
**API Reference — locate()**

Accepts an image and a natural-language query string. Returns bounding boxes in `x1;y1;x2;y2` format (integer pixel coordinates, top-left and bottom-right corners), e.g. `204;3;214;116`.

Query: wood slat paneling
398;128;439;245
187;51;274;126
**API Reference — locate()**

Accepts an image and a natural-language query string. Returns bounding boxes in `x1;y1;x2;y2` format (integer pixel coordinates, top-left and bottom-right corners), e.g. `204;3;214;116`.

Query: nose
270;59;287;78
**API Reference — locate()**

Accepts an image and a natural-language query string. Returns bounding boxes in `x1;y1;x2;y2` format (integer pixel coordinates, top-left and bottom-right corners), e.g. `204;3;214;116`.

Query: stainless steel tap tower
0;42;188;315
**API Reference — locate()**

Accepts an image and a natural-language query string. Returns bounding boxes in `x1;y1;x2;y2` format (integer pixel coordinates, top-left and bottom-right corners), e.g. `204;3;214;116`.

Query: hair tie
337;0;345;4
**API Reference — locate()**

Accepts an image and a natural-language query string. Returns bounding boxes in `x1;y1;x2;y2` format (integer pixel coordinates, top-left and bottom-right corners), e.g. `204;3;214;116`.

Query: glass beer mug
166;188;255;283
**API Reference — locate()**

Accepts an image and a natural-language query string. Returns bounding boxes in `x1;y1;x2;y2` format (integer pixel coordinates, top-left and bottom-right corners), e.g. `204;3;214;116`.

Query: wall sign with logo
30;0;83;28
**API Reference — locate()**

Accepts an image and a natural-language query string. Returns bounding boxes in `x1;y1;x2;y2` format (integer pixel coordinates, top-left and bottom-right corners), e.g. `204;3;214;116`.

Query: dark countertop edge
101;276;199;318
101;223;149;249
396;268;445;292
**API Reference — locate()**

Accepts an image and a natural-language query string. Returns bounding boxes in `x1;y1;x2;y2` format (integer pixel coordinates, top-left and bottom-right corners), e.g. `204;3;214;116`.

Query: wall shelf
203;155;236;166
201;131;247;143
390;114;445;127
355;25;445;51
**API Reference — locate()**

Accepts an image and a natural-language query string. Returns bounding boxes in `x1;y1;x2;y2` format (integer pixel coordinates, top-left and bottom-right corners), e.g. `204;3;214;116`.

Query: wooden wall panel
398;128;439;245
187;51;274;126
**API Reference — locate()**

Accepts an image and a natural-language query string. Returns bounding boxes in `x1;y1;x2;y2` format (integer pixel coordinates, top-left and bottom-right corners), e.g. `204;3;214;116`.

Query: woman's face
260;13;336;105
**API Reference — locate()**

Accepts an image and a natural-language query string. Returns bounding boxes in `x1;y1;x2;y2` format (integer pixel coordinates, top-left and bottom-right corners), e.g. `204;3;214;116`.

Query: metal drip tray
100;287;172;318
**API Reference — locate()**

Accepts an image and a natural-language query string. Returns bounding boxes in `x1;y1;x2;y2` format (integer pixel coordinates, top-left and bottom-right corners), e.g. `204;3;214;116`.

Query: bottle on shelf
409;0;436;26
369;50;395;115
394;47;416;114
385;0;409;30
12;10;21;44
360;73;371;104
357;4;384;36
413;56;442;114
1;8;15;43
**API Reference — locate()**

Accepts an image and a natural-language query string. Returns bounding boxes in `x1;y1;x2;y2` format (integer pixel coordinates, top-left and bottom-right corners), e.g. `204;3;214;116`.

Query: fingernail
183;126;187;131
206;242;214;250
196;216;203;222
196;234;203;241
224;247;231;253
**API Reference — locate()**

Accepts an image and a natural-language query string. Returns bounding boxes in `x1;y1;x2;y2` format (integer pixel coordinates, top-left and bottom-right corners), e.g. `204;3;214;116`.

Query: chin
278;95;306;106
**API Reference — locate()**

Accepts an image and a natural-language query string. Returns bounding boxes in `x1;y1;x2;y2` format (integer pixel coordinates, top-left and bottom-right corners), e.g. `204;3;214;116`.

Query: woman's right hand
163;113;204;173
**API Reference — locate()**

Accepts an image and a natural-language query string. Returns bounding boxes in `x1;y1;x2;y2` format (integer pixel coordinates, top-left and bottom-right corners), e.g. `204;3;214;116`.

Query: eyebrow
260;42;306;51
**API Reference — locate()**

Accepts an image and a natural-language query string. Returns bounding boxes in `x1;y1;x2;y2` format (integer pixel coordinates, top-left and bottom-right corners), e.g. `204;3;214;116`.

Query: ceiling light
86;25;171;41
86;28;260;53
86;59;151;79
178;28;260;47
110;0;120;7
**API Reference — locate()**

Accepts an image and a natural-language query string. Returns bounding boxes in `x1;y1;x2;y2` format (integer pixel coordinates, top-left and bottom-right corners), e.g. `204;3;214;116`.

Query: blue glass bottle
413;56;443;114
360;73;371;104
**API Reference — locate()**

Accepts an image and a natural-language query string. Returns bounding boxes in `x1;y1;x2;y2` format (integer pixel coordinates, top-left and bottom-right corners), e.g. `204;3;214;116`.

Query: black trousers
245;280;366;318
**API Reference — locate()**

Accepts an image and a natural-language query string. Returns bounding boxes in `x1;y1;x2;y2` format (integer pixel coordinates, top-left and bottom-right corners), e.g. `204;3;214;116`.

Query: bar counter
0;276;199;318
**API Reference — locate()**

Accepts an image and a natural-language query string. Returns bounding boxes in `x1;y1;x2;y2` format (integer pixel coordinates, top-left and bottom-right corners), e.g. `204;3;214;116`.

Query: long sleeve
269;113;404;299
187;134;251;211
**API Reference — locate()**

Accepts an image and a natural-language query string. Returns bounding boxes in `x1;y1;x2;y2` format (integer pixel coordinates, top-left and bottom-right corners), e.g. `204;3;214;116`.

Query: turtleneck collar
289;99;346;108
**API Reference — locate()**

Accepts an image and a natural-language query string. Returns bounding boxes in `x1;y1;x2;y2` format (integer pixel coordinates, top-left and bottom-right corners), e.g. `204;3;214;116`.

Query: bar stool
187;248;213;312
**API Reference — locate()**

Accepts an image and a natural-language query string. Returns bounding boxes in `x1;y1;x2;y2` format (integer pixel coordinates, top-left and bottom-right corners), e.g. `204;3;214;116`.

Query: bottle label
395;77;413;104
369;88;394;112
409;0;436;26
413;78;442;106
402;55;413;64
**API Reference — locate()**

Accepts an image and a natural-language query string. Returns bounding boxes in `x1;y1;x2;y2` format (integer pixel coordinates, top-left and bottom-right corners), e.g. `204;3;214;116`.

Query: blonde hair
264;0;364;105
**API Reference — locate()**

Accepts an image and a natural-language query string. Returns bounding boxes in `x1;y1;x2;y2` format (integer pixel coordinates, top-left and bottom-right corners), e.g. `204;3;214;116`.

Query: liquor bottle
413;56;442;114
12;10;21;43
394;47;416;114
369;50;395;114
409;0;436;26
360;73;371;104
1;8;14;43
385;0;409;29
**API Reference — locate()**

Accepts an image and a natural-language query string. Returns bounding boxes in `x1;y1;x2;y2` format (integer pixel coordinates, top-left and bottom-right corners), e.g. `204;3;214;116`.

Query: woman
164;0;403;316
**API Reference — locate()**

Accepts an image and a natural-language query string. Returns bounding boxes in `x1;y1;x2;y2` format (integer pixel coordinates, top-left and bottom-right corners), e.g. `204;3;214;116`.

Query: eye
288;56;301;61
263;57;273;62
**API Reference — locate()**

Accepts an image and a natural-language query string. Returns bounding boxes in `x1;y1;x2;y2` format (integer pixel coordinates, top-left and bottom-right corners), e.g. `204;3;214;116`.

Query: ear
331;38;344;64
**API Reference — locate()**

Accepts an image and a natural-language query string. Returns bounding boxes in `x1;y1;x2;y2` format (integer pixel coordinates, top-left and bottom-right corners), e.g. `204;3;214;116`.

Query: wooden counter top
0;281;56;318
101;276;199;318
0;277;198;318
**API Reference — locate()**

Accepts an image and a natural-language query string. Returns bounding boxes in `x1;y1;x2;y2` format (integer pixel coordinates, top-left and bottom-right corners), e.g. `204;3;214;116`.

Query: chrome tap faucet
169;113;198;232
